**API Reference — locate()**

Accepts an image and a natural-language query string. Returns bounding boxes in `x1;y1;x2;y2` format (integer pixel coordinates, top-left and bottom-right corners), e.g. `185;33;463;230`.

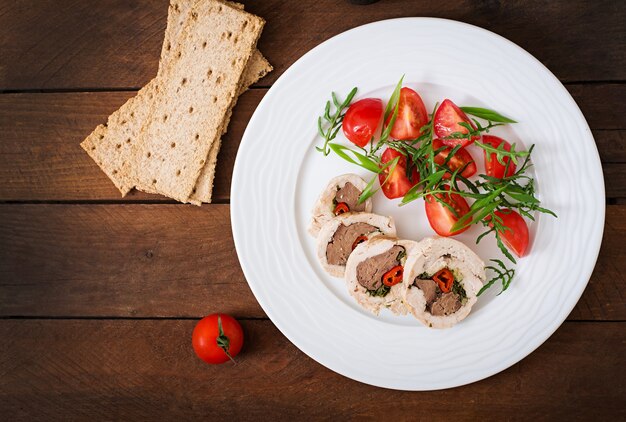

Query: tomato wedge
482;135;516;179
385;87;428;140
489;209;529;257
434;99;479;147
378;148;419;199
342;98;383;147
432;139;477;179
424;186;471;236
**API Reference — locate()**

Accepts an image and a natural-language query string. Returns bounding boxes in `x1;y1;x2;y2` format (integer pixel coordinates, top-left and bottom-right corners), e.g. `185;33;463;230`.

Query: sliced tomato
384;87;428;140
342;98;383;147
489;209;529;257
482;135;516;179
378;148;419;199
434;99;479;147
432;139;477;179
424;185;471;236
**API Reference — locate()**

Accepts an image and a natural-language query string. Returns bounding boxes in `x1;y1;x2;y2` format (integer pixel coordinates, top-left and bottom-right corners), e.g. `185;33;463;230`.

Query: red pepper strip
334;202;350;216
382;265;404;287
351;235;368;251
433;268;454;293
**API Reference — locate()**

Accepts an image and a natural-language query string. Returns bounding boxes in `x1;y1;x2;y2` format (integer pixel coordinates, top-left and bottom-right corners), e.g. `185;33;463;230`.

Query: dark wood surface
1;1;624;420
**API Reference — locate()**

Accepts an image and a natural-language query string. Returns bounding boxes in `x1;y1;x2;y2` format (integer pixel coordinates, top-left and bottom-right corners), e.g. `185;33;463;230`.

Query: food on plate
403;237;485;328
482;135;517;179
488;209;529;257
378;148;419;199
424;186;471;236
342;98;384;147
433;99;479;147
317;213;396;277
309;174;373;237
81;0;272;204
432;139;476;179
385;87;428;140
345;237;418;315
316;77;556;297
192;313;244;364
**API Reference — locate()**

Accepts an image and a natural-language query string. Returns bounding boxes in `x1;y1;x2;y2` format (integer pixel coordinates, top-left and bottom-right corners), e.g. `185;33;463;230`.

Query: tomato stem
216;315;236;364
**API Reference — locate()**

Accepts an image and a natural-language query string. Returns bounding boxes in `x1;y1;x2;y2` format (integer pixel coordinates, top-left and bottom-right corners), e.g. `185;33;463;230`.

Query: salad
315;77;556;296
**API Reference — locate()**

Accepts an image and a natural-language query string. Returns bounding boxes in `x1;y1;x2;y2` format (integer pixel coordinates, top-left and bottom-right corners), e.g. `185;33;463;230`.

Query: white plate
231;18;604;390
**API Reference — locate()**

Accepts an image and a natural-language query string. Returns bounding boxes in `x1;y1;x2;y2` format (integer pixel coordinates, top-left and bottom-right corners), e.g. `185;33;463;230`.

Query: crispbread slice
188;49;272;203
130;1;264;202
81;0;270;199
81;82;158;195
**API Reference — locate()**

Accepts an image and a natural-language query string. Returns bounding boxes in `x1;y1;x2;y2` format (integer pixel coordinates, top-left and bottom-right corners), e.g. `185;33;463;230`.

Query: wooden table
1;1;624;419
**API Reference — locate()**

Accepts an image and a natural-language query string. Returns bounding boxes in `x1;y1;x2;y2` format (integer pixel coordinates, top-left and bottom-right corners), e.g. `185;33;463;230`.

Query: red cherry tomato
489;209;529;257
378;147;420;199
385;87;428;140
432;139;477;179
434;99;479;147
192;313;243;365
482;135;517;179
424;185;471;236
342;98;383;147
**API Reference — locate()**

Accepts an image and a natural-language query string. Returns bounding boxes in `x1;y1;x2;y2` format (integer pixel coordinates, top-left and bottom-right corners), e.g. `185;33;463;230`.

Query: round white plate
231;18;604;390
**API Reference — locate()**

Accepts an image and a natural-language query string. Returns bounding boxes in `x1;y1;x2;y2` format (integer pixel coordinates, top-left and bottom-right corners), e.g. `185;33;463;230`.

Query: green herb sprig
316;87;358;156
461;107;517;123
478;259;516;296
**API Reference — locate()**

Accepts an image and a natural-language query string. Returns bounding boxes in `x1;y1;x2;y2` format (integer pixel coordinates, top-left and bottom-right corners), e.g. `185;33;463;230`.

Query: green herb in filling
367;284;390;297
452;280;467;303
396;249;406;262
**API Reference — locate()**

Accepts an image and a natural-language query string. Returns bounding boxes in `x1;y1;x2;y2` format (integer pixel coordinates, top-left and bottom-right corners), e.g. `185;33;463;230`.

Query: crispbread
130;1;264;202
81;82;158;195
189;49;272;203
81;0;271;201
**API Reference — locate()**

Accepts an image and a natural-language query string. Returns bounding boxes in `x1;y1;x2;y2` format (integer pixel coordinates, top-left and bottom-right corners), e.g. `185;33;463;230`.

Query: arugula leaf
328;143;380;173
460;106;517;123
316;87;357;155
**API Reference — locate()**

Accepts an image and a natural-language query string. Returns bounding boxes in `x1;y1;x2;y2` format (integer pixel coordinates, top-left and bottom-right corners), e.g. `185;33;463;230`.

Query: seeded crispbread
130;1;264;202
80;0;270;201
81;82;158;195
189;49;272;203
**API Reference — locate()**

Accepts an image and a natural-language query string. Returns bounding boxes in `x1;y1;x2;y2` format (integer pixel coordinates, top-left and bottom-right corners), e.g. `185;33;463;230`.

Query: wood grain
0;204;258;318
0;85;624;202
1;1;624;90
1;204;624;320
1;319;624;420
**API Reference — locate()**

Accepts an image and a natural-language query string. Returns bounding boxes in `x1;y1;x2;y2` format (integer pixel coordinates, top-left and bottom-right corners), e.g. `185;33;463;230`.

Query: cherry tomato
192;313;243;365
385;87;428;140
424;185;471;236
489;209;529;257
342;98;383;147
378;147;419;199
432;139;477;179
482;135;517;179
434;99;479;147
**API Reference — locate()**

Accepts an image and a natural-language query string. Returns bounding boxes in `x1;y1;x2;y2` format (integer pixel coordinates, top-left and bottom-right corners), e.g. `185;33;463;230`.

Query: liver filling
356;245;404;291
414;277;462;316
334;182;366;212
326;223;376;266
